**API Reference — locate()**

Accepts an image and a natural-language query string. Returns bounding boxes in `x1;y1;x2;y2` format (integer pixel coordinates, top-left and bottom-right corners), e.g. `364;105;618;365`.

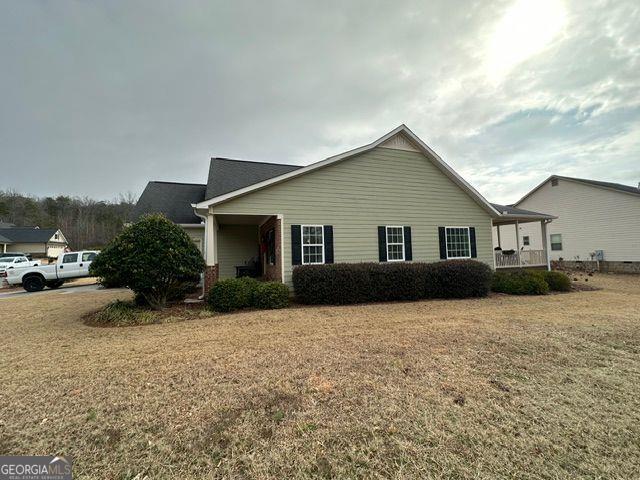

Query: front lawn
1;274;639;478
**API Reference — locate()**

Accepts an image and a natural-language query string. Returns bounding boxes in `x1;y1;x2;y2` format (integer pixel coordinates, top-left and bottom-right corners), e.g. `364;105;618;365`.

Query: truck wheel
23;275;45;292
46;280;64;289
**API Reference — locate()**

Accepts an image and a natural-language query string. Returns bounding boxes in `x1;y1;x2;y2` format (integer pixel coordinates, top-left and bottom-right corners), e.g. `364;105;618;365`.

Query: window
82;252;97;262
445;227;471;259
550;234;563;251
386;226;405;261
63;253;78;263
522;236;530;246
302;225;324;264
54;233;59;240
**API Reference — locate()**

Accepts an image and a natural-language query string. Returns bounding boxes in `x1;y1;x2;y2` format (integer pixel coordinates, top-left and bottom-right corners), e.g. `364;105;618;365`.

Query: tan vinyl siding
517;178;640;262
212;147;494;284
183;227;205;253
217;225;259;279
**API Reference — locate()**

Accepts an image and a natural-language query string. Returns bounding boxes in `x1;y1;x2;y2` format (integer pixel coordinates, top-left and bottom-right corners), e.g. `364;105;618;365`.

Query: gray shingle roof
0;233;12;244
0;227;58;243
554;176;640;196
205;158;301;200
132;181;207;224
490;203;553;217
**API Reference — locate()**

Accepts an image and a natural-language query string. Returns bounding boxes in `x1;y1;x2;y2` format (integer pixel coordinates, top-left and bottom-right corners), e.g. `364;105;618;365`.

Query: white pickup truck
2;250;99;292
0;256;41;271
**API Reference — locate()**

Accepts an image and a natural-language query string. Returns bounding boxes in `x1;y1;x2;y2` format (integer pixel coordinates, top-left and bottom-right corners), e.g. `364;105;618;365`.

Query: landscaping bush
206;278;290;312
254;282;290;309
491;270;549;295
90;300;156;327
292;260;492;305
426;260;493;299
540;270;571;292
206;278;255;312
89;214;205;309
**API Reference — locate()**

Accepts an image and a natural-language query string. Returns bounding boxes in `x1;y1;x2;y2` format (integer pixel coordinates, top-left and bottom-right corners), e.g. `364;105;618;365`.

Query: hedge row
491;269;571;295
292;260;493;305
206;277;290;312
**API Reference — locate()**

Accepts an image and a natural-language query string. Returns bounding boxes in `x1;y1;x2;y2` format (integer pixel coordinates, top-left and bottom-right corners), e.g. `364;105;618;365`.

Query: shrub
491;270;549;295
254;282;290;309
206;278;255;312
426;260;493;299
292;260;492;305
540;270;571;292
90;300;156;326
89;214;205;309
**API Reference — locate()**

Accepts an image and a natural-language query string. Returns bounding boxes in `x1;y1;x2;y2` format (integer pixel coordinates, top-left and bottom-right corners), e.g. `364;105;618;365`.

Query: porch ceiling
214;213;272;225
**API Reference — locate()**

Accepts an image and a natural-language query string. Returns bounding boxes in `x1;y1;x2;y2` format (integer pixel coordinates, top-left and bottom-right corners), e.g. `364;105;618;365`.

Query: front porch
199;212;284;290
491;204;556;270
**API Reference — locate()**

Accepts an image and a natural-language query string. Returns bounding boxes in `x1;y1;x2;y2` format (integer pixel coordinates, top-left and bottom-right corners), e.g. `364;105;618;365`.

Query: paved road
0;283;126;299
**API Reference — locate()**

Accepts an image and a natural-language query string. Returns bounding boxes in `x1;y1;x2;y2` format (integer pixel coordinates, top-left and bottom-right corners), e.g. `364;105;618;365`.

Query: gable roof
133;181;207;224
205;157;301;200
0;227;59;243
0;233;12;244
516;175;640;205
195;125;500;216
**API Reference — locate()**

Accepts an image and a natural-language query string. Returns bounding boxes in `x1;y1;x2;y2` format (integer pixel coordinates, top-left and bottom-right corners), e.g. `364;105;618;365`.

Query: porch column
541;220;551;271
496;224;501;248
515;220;521;267
203;212;219;291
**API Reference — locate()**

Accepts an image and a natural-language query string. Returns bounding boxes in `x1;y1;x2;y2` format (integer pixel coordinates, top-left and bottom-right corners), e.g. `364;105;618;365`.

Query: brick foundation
259;216;283;282
204;264;219;292
553;260;640;274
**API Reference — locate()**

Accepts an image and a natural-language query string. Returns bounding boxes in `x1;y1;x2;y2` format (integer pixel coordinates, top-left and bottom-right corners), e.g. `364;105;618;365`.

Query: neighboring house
0;226;69;258
135;125;554;289
495;175;640;272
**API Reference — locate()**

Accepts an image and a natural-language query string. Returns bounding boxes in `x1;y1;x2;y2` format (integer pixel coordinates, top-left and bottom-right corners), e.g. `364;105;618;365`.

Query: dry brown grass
1;274;640;479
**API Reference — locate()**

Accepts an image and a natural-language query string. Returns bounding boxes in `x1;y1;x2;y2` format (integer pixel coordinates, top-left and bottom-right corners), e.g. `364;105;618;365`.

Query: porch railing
495;249;546;268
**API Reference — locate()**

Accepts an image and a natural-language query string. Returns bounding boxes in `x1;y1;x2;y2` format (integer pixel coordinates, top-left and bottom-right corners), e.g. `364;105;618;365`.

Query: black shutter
291;225;302;265
438;227;447;259
469;227;477;258
323;225;334;264
378;226;387;262
403;226;412;261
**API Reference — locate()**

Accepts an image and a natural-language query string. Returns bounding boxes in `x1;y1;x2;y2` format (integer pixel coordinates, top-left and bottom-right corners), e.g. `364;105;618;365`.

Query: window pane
387;244;404;261
63;253;78;263
302;226;323;245
387;227;403;244
303;245;323;264
446;227;470;258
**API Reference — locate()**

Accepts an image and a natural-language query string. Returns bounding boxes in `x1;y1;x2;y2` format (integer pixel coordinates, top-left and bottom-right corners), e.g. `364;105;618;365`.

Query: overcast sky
1;0;638;204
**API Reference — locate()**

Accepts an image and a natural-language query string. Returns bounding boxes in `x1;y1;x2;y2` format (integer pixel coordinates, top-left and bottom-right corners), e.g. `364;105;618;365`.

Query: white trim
194;125;500;217
385;225;405;262
444;226;472;259
278;214;285;282
301;224;325;265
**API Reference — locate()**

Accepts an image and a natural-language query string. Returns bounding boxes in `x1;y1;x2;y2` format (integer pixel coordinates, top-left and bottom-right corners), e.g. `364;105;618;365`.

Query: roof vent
551;178;558;187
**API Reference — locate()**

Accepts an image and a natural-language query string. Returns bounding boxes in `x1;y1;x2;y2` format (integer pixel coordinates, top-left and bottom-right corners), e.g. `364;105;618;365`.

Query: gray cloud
1;0;638;204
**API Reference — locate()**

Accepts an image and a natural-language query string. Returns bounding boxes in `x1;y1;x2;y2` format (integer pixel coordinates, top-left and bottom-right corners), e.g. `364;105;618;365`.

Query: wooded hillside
0;191;136;250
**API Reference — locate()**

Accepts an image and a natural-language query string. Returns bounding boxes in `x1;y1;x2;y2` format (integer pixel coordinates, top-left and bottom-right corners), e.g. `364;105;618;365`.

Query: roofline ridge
211;157;302;168
149;181;207;187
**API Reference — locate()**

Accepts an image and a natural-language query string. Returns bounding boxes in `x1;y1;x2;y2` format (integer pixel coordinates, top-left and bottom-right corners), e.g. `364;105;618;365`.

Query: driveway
0;281;126;299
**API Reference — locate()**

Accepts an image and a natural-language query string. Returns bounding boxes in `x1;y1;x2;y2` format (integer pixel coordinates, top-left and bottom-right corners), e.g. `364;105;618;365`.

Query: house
134;125;555;289
494;175;640;273
0;226;69;258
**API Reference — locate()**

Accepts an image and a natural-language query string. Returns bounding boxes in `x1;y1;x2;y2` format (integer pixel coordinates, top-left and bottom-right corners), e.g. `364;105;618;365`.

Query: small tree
90;214;205;309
